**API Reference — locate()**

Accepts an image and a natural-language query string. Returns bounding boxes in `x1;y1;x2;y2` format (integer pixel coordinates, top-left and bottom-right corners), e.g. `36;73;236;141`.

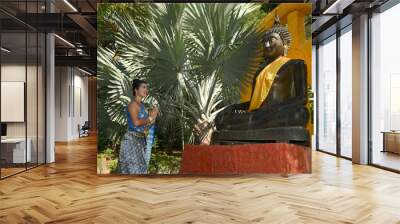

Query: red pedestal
180;143;311;174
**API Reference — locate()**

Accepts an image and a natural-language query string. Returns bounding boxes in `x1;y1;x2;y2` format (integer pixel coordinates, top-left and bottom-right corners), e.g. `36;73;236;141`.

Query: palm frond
183;3;262;93
98;3;266;147
182;72;226;144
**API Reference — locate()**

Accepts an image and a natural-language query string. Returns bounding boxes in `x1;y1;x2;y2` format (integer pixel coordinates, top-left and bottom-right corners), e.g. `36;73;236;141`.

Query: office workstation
0;81;33;174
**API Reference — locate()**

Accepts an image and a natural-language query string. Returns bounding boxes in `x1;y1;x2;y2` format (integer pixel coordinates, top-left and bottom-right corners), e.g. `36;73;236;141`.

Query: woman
118;79;158;174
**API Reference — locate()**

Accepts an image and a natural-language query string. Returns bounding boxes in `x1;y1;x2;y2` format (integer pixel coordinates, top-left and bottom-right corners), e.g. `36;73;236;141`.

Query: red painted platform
180;143;311;174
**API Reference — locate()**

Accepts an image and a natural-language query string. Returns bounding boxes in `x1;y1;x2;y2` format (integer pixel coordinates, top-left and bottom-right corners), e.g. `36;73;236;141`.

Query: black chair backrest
82;121;90;129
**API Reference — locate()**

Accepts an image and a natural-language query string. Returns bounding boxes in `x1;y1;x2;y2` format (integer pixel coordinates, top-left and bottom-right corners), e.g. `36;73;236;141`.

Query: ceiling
1;0;395;74
311;0;389;43
0;0;97;74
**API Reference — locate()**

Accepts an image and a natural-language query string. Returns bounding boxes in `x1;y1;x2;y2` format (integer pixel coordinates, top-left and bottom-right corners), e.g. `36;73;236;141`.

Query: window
339;26;352;158
370;3;400;171
317;35;337;154
312;45;317;150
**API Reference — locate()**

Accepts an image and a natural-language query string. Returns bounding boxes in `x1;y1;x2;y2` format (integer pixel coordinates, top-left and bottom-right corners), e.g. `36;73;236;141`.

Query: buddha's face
264;32;285;60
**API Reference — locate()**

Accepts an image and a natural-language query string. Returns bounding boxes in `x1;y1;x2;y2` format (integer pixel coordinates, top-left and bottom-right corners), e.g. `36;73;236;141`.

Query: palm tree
182;72;226;145
98;3;150;49
98;3;263;148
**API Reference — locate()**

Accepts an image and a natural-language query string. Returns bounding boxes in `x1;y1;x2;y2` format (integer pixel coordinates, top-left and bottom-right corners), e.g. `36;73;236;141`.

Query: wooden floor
1;135;400;223
372;150;400;171
1;163;46;178
1;167;26;177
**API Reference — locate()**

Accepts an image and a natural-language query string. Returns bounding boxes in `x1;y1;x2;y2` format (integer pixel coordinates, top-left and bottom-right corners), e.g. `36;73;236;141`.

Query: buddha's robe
241;56;290;112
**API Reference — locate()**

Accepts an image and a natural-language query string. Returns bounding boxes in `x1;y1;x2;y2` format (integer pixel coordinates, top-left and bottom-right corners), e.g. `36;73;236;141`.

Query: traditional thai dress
145;123;156;166
118;103;154;174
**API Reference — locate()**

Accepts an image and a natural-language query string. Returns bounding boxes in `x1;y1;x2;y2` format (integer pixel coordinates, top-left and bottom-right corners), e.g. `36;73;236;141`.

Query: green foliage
98;3;150;49
307;87;314;125
182;72;226;144
97;155;104;173
103;148;115;159
108;159;119;173
243;2;277;28
97;3;314;173
98;3;263;153
260;3;278;13
147;138;181;174
305;14;312;39
148;151;181;174
97;47;131;152
97;151;118;174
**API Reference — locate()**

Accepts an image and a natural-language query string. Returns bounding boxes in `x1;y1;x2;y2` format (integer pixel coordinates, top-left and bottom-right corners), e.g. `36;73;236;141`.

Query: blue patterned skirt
118;131;147;174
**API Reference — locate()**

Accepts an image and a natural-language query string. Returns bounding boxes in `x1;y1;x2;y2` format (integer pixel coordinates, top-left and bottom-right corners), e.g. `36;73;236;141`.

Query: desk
382;131;400;154
1;138;31;163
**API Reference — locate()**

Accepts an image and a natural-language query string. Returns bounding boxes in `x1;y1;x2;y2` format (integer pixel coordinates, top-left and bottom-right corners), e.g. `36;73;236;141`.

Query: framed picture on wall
97;2;313;175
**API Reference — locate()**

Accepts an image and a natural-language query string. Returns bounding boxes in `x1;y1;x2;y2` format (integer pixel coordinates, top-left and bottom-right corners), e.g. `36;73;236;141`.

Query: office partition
0;0;47;179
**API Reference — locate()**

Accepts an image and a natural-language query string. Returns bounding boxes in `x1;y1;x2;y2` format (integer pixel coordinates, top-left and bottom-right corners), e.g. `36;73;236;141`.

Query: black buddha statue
212;15;310;145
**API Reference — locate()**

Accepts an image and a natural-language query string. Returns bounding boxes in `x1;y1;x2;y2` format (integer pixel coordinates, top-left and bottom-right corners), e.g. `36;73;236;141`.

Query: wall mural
97;3;312;175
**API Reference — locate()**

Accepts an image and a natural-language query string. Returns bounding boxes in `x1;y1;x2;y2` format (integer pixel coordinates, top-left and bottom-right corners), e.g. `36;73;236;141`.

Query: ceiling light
1;47;11;53
63;0;78;12
54;34;75;48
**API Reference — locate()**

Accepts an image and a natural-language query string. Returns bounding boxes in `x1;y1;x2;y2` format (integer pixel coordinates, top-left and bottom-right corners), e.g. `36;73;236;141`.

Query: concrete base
180;143;311;174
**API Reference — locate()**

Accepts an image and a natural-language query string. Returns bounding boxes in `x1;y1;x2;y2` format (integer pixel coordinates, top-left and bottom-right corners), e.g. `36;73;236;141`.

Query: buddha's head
263;15;291;60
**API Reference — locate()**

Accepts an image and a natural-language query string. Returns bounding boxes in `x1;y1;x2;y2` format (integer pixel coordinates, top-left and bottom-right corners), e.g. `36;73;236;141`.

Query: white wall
55;66;69;141
54;66;89;141
1;64;26;138
1;62;46;164
72;72;89;138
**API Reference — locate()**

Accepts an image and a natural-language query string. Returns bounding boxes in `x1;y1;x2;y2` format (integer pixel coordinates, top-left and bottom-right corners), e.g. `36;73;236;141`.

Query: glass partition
0;1;46;179
1;31;28;177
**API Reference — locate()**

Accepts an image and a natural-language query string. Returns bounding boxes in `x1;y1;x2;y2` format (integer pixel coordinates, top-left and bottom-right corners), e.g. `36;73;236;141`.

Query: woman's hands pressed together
148;106;159;124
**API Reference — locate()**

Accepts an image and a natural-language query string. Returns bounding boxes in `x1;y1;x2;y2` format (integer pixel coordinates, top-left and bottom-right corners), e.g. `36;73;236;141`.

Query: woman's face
135;83;148;97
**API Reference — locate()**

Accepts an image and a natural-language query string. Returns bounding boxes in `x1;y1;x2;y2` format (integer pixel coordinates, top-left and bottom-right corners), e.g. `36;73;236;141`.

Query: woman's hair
132;79;147;96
